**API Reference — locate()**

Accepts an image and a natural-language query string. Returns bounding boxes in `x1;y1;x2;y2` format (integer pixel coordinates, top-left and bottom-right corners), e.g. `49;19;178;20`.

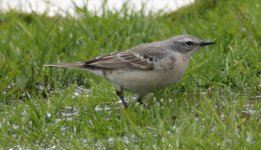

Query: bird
44;35;215;108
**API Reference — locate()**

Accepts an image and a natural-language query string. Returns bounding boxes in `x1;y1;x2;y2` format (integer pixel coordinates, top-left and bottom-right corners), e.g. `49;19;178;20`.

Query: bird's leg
116;89;128;108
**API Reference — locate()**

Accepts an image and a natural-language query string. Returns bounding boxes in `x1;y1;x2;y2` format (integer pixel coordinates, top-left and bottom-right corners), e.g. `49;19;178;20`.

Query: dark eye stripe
185;41;193;46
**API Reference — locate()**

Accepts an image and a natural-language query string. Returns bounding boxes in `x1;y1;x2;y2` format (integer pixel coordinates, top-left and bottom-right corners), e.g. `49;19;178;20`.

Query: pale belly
106;63;188;94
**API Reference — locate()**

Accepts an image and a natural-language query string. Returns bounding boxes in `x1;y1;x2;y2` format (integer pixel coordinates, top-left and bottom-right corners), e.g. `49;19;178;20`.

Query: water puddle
72;85;92;99
2;80;260;148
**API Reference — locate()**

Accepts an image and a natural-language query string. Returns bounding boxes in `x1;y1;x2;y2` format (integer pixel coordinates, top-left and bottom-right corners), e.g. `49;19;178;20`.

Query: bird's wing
83;45;167;70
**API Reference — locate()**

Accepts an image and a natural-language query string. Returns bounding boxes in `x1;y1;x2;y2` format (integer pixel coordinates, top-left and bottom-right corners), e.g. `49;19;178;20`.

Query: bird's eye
185;41;193;47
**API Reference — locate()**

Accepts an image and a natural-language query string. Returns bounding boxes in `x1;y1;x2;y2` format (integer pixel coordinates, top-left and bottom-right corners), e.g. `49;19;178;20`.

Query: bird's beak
200;41;215;47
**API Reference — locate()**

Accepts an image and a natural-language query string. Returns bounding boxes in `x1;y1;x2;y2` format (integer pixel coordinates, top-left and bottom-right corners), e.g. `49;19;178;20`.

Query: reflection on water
72;85;91;99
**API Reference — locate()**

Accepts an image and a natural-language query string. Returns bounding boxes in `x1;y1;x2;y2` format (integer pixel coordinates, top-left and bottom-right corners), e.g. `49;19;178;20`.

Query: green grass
0;0;260;149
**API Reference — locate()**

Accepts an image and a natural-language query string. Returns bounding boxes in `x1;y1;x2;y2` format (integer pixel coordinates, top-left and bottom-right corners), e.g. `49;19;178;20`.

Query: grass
0;0;260;149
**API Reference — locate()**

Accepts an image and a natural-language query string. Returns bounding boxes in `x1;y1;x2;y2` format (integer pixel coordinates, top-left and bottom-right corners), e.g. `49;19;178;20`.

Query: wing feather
83;45;168;70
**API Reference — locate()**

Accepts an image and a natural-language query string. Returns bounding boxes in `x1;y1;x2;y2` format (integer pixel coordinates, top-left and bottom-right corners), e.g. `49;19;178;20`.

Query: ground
0;0;260;149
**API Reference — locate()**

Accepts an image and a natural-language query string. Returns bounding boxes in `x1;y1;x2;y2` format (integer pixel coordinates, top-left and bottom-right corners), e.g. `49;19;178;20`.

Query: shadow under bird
44;35;215;108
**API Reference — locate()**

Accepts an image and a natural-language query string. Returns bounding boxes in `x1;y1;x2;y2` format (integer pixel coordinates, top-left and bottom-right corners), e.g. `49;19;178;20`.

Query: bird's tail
44;63;104;77
43;63;85;69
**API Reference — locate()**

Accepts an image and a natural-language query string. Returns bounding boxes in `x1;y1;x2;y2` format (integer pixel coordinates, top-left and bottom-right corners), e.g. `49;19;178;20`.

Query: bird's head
167;35;215;57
